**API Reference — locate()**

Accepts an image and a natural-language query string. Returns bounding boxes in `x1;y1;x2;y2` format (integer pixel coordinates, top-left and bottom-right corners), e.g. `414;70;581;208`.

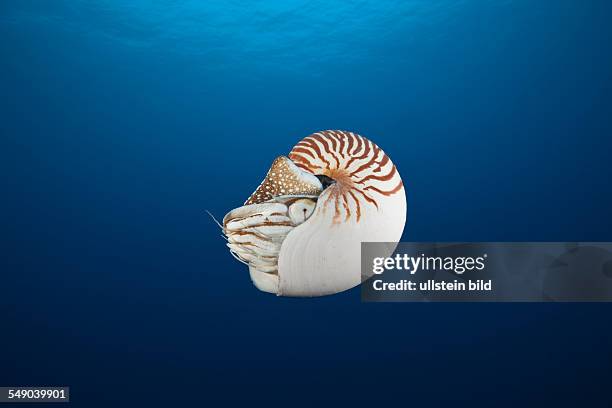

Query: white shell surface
278;191;405;296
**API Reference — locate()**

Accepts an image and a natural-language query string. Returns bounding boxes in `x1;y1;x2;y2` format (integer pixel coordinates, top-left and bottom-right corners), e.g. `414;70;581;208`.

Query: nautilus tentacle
222;130;406;297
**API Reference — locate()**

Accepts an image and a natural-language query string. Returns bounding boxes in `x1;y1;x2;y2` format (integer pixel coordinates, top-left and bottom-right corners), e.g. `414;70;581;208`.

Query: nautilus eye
222;130;406;297
287;199;317;225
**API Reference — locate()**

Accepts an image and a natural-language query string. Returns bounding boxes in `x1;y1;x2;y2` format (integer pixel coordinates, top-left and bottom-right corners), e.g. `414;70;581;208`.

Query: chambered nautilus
221;130;406;297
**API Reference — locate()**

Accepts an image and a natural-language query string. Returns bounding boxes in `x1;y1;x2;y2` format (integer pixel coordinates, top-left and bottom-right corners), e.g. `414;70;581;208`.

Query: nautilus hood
222;130;406;297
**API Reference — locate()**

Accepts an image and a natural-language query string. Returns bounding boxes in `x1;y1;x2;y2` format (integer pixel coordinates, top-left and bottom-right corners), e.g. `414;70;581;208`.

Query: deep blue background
1;1;611;406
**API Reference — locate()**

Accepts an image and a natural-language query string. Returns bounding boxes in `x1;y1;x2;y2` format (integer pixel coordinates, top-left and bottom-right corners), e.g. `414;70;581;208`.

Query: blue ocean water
1;1;611;406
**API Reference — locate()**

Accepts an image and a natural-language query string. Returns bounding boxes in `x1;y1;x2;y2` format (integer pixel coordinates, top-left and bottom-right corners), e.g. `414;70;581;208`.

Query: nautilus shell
222;130;406;297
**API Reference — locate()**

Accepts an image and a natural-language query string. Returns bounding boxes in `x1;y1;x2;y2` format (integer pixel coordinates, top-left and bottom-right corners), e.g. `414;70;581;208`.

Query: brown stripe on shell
348;190;362;222
350;132;363;155
352;188;379;210
345;132;355;157
354;164;397;184
341;193;351;222
364;179;404;196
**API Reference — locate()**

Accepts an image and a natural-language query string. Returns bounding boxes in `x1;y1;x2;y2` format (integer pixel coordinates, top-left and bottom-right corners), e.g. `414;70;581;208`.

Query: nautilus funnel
222;130;406;297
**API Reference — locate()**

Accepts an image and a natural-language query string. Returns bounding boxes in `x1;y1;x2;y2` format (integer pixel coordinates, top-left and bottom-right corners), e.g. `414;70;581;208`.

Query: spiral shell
223;130;406;297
